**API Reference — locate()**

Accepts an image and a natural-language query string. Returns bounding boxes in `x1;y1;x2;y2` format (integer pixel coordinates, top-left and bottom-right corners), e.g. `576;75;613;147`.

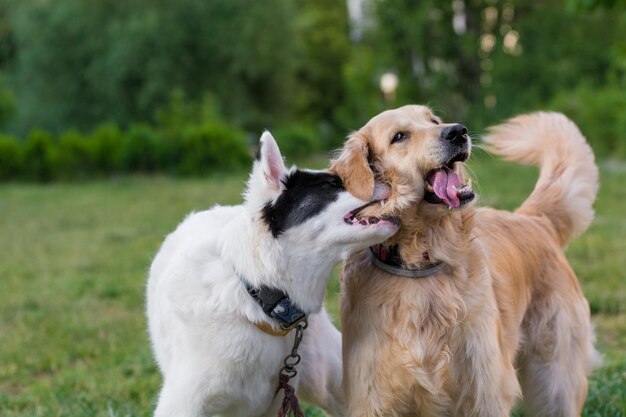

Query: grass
0;153;624;416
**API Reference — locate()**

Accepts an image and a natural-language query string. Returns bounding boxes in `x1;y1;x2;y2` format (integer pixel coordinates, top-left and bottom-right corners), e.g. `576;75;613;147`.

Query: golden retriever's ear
331;132;375;201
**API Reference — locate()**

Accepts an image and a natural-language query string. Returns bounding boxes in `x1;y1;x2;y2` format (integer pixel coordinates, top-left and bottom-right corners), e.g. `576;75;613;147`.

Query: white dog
147;132;399;417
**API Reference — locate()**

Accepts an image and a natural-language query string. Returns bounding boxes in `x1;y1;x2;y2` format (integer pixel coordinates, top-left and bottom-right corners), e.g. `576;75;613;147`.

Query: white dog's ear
256;131;287;191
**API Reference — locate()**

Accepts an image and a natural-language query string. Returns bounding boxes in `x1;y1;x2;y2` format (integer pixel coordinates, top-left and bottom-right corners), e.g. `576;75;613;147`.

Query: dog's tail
482;112;599;246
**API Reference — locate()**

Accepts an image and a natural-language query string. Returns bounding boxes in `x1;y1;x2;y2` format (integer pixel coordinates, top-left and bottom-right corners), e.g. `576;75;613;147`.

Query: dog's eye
391;131;408;144
431;118;440;125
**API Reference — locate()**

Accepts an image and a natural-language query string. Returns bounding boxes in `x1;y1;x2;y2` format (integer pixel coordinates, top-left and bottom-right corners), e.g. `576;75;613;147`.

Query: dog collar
239;276;307;336
369;244;444;278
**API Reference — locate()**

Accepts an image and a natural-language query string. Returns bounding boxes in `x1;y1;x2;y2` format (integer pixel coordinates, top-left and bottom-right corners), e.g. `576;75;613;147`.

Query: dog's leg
154;381;205;417
297;309;346;417
518;296;600;417
451;302;521;417
153;360;216;417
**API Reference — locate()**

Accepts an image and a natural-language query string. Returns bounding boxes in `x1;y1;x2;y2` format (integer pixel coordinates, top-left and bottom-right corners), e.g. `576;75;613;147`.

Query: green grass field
1;152;625;416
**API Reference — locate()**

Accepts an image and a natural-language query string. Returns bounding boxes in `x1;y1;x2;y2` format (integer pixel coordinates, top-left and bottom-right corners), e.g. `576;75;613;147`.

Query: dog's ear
331;132;375;201
256;131;287;191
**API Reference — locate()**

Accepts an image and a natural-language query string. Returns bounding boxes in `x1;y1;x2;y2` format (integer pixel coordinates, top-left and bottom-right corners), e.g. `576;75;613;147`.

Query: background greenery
0;0;625;416
0;0;624;178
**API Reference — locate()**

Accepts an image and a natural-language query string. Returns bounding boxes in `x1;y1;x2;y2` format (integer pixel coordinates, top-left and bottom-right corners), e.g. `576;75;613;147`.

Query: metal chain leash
279;320;307;380
275;320;308;417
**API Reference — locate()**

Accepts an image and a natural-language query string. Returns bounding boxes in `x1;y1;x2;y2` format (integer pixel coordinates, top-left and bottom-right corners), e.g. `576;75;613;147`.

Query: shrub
155;90;221;132
89;124;124;174
0;119;253;182
272;123;321;158
154;92;225;172
117;124;162;173
178;122;250;175
22;129;58;181
56;130;96;179
0;135;21;180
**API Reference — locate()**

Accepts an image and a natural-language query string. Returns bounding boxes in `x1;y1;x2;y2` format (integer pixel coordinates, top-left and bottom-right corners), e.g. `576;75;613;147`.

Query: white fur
147;132;397;417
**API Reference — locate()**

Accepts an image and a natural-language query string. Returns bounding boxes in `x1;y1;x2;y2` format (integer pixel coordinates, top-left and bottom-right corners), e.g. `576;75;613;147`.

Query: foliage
0;120;250;182
485;1;625;124
373;0;482;119
21;129;57;181
272;123;322;159
333;46;387;137
0;133;18;179
0;88;322;182
88;123;124;175
154;90;221;133
0;0;625;176
330;0;626;138
56;130;96;179
117;124;163;173
178;122;249;175
567;0;626;11
0;72;14;128
294;0;350;123
5;0;300;133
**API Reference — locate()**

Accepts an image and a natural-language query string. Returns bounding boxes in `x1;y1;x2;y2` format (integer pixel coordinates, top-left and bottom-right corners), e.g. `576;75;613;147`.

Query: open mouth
343;199;400;227
424;153;475;209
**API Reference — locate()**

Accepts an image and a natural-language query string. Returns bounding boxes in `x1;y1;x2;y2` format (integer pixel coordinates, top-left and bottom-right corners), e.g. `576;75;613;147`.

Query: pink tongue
429;167;461;208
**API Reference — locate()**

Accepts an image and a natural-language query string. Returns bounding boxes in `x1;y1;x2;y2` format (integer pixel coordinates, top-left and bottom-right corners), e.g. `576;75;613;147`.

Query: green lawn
0;153;625;416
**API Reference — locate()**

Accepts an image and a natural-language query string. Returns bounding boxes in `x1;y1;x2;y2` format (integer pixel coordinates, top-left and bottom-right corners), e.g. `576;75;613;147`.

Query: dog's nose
441;124;468;144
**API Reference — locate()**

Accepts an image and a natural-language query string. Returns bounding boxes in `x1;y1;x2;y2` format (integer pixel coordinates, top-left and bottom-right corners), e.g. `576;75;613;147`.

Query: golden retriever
330;105;600;417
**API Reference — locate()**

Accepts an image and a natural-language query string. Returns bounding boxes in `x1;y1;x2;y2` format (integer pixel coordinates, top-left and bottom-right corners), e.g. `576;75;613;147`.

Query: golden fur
331;105;600;417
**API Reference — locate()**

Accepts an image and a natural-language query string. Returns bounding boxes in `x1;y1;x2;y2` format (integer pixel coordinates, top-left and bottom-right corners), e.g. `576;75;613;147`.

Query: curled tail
482;112;599;246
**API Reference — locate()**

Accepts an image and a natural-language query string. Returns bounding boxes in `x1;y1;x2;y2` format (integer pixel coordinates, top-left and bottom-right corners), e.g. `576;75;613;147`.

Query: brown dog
331;105;600;417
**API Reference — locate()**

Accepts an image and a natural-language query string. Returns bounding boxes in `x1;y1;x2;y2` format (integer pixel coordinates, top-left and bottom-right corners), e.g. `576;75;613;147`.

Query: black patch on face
261;170;345;237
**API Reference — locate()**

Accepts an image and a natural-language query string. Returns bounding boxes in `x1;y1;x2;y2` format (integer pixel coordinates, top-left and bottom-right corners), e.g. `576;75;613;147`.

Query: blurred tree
332;44;387;135
293;0;350;123
331;0;489;129
338;0;625;135
486;0;625;123
0;0;622;152
0;72;14;128
371;0;482;121
0;2;15;129
7;0;299;133
567;0;626;85
566;0;626;10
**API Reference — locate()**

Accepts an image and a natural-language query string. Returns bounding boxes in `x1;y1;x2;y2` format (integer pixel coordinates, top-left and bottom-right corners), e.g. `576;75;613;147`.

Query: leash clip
279;320;308;379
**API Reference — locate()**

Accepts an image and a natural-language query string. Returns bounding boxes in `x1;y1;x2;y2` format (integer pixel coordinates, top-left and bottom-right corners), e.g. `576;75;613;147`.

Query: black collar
239;277;307;331
369;244;444;278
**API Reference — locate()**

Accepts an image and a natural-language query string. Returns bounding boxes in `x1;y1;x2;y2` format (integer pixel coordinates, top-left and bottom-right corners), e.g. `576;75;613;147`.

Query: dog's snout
441;124;468;144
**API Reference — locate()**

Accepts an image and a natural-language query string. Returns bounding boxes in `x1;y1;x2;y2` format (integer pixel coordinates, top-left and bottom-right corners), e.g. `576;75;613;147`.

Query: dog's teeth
468;178;472;188
380;201;384;207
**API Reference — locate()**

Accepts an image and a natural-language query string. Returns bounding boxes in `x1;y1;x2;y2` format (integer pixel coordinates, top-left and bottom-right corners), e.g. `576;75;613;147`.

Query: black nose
441;124;468;144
